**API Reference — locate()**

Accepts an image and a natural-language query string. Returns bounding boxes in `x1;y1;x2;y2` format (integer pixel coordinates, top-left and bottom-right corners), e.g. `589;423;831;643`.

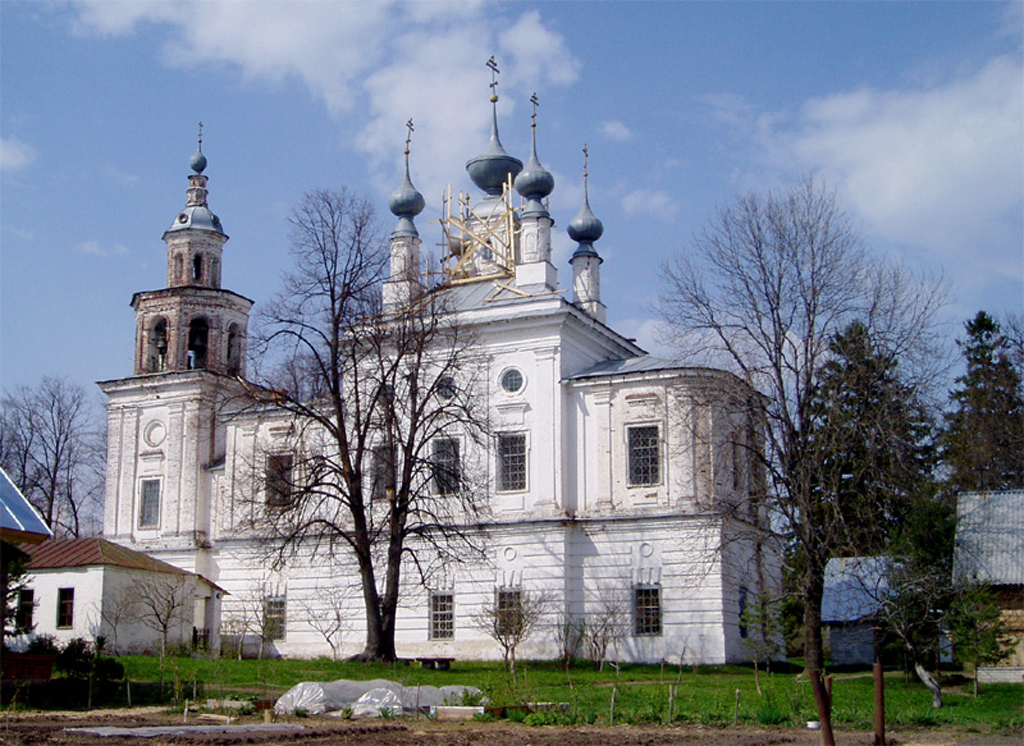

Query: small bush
27;635;60;655
55;638;93;677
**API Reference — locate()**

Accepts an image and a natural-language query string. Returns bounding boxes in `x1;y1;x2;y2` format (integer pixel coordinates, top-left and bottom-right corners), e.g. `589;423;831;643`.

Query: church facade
100;95;773;664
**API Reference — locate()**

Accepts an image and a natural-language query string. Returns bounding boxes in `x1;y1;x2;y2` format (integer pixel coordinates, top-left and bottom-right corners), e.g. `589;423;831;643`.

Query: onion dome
389;127;426;238
466;59;522;196
568;146;603;261
164;129;226;238
515;94;555;217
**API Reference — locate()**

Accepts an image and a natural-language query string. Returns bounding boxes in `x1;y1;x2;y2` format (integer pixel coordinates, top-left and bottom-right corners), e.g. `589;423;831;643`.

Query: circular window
500;368;524;394
437;375;456;400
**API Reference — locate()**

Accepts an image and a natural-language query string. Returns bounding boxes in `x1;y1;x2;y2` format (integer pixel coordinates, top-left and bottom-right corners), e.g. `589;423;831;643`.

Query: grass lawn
110;656;1023;730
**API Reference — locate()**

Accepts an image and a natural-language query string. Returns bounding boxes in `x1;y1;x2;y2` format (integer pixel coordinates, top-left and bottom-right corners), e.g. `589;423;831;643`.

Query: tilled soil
0;709;1018;746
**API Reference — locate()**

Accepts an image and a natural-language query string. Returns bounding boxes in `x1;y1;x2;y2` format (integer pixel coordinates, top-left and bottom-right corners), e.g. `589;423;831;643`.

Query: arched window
174;255;184;284
192;254;203;282
187;318;209;370
226;323;241;376
149;317;168;372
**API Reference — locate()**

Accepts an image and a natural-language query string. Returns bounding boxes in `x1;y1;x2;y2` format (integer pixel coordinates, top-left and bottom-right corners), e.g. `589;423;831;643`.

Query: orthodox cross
405;118;414;156
197;121;204;151
486;56;500;101
530;92;539;130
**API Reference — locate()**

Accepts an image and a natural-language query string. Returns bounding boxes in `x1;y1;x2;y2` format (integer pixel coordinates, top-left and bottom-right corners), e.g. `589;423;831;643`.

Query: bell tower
131;127;252;378
101;130;252;592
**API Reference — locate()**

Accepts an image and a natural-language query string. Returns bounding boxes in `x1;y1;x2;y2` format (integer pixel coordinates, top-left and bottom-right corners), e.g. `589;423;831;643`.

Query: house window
496;588;522;637
16;589;34;631
627;425;660;486
497;433;527;492
57;588;75;629
266;454;294;509
264;596;286;641
430;593;454;640
437;375;456;400
432;438;460;495
633;585;662;636
139;479;160;528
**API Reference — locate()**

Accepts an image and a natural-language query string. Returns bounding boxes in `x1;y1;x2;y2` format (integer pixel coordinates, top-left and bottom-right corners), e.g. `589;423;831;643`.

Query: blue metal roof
954;490;1024;586
0;466;52;544
821;557;890;623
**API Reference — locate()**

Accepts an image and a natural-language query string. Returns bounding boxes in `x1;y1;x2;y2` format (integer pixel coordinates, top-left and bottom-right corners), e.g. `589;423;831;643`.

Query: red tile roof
23;537;189;576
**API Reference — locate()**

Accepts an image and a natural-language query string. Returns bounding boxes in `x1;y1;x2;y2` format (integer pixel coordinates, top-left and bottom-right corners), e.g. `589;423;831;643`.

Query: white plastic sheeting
273;678;484;717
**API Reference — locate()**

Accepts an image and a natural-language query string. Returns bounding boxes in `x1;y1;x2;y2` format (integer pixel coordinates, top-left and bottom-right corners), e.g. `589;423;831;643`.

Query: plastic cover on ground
273;678;484;717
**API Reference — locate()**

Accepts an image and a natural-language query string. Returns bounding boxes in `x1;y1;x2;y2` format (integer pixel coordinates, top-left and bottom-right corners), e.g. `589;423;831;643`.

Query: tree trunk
804;564;836;746
914;662;943;708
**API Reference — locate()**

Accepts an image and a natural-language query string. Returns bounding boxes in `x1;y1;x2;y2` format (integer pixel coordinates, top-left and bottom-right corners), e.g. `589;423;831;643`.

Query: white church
99;83;773;664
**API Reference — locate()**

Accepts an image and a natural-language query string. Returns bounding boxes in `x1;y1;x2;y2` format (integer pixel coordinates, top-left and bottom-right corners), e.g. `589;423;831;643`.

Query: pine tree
943;312;1024;492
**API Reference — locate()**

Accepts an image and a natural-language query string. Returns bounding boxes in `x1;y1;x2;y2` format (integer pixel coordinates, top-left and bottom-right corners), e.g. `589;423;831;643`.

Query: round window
500;368;524;394
437;375;456;400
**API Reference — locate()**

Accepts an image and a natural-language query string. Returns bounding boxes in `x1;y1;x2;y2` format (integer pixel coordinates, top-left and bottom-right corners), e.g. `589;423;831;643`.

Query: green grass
107;656;1022;731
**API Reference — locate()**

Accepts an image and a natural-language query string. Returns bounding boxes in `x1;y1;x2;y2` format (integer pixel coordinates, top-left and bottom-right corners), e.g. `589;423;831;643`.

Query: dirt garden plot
0;710;1019;746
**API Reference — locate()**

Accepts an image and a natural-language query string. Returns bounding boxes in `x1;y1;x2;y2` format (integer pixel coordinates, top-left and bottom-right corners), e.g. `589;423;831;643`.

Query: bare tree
476;587;549;682
0;377;105;537
659;178;945;745
300;584;353;661
135;575;191;660
240;188;489;662
584;584;629;670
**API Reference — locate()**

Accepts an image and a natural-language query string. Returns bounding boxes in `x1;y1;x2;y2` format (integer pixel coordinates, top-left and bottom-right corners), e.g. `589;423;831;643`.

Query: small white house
15;537;224;655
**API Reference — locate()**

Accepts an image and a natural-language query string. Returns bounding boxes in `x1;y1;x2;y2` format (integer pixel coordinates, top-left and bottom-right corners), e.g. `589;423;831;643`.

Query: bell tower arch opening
187;317;209;370
148;317;168;373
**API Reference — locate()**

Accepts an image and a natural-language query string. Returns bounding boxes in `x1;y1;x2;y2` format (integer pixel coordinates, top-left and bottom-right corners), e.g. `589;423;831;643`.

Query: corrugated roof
24;537;189;576
821;557;890;623
954;490;1024;586
0;467;52;544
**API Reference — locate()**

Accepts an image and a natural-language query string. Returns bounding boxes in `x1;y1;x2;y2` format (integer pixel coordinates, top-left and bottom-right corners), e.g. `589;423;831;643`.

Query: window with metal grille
496;588;522;637
633;585;662;636
432;438;460;495
57;588;74;629
497;433;527;492
266;454;294;509
430;593;454;640
627;425;660;486
16;589;34;631
264;596;286;640
139;479;160;528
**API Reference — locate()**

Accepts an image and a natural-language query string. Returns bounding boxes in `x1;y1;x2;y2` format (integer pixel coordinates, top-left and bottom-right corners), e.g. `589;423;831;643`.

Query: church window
57;588;75;629
370;444;395;503
149;318;168;372
500;368;524;394
187;318;209;370
175;255;184;283
627;425;660;486
497;433;527;492
495;588;522;637
633;585;662;636
226;323;241;376
16;589;34;631
192;254;203;282
139;479;160;528
265;454;294;510
738;586;749;639
431;438;460;495
263;596;286;641
437;375;456;400
429;592;454;640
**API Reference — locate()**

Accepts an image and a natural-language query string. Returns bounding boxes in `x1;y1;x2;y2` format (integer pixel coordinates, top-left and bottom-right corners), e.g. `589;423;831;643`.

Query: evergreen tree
943;312;1024;492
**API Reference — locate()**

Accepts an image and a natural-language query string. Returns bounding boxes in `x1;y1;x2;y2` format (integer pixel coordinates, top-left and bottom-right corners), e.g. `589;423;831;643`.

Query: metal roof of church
954;489;1024;586
567;357;688;379
24;537;190;576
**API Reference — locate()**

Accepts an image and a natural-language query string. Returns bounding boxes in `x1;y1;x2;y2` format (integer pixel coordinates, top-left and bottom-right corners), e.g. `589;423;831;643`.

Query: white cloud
102;164;139;186
78;240;129;258
68;2;579;208
758;54;1022;280
600;121;631;142
622;188;676;218
0;136;36;172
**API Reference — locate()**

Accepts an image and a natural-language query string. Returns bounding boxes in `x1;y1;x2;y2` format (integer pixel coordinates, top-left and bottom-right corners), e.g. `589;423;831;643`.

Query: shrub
27;635;60;655
55;638;93;677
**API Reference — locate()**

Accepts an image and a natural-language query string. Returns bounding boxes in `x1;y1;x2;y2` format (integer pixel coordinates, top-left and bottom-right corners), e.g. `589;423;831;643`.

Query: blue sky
2;1;1021;398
